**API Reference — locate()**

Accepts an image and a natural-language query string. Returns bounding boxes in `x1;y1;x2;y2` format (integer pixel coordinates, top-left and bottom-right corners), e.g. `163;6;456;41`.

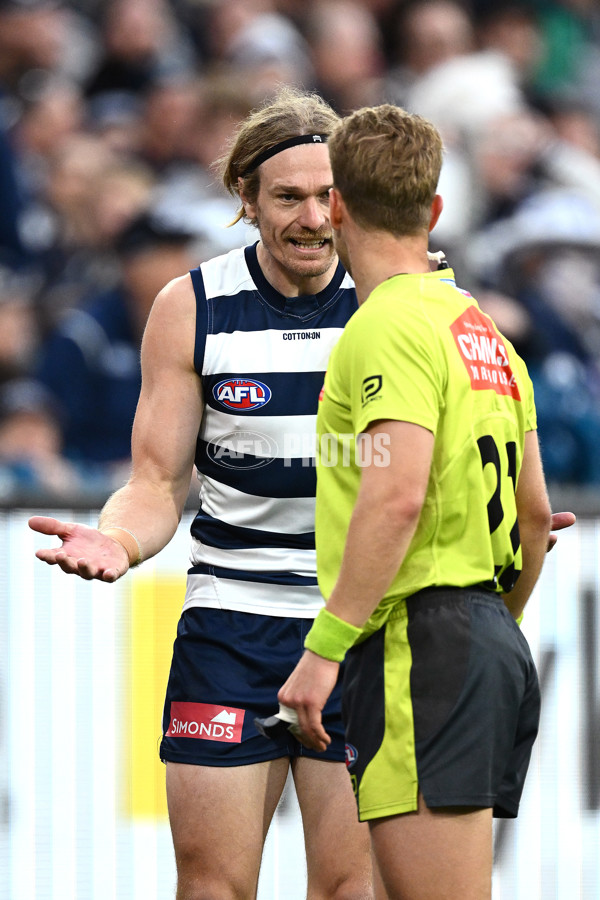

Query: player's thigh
292;756;372;897
369;793;493;900
166;759;289;890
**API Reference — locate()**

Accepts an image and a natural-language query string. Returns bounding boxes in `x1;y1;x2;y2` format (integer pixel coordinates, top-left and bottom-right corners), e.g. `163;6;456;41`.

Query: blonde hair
328;104;443;235
214;86;340;227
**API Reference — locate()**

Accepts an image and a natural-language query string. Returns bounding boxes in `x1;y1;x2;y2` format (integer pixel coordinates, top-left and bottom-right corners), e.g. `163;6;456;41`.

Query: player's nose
297;196;328;230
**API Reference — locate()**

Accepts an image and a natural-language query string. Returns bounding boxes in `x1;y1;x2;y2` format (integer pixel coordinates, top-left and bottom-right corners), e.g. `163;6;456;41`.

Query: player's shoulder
153;271;196;318
141;273;197;365
141;274;196;361
198;245;254;300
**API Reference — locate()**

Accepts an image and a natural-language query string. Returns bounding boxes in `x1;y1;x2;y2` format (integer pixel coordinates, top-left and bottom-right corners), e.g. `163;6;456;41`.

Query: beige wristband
100;526;143;568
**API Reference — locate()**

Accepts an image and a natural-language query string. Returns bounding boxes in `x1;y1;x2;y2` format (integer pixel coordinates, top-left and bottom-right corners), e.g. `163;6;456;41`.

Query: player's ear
329;188;344;229
238;177;255;218
428;194;443;233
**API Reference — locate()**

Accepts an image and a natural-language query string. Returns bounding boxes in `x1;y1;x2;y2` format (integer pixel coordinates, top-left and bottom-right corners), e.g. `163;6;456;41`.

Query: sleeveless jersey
316;269;537;635
183;242;357;616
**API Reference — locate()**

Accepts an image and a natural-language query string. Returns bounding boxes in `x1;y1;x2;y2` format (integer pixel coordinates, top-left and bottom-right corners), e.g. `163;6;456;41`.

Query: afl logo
345;743;358;769
213;378;272;411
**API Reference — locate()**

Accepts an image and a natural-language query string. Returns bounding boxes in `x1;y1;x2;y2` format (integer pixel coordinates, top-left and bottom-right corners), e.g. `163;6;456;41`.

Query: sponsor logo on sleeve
213;378;271;411
450;306;521;400
166;702;245;743
361;374;382;406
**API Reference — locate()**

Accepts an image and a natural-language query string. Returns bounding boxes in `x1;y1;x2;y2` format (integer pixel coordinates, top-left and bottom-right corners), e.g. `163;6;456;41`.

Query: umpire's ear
428;194;444;233
329;187;345;229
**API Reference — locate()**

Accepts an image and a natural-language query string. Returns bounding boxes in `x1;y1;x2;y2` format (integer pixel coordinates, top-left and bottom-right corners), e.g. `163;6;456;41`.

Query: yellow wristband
100;526;143;568
304;608;362;662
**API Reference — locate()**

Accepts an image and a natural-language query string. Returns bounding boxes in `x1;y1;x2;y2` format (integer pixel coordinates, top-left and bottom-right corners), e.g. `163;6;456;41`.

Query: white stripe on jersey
199;412;318;460
204;327;344;374
201;247;252;299
183;571;324;616
190;541;316;575
196;475;316;534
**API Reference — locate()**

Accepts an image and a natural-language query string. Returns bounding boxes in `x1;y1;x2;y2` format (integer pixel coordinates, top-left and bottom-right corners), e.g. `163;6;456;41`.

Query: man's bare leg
369;792;493;900
292;756;373;899
166;758;290;900
371;849;389;900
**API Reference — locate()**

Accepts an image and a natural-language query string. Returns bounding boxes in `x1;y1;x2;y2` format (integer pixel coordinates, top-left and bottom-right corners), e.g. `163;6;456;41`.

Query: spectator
541;94;600;159
149;72;257;256
383;0;475;109
84;0;196;102
199;0;314;101
306;0;384;112
468;188;600;484
33;135;156;323
34;208;198;469
473;2;545;98
0;265;41;384
136;76;200;171
0;376;78;499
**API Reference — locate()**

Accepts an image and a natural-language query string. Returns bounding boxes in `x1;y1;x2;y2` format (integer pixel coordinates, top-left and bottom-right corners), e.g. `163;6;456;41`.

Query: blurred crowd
1;0;600;503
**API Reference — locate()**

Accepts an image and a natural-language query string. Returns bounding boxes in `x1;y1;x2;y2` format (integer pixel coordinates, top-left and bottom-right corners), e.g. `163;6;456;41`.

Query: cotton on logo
213;378;271;411
166;702;245;743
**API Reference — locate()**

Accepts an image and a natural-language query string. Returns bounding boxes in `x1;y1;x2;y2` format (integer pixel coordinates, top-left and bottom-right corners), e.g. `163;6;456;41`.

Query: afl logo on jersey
213;378;272;411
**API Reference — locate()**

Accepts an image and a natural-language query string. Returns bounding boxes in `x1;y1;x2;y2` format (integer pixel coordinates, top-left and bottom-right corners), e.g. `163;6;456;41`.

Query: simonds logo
213;378;271;411
166;701;245;743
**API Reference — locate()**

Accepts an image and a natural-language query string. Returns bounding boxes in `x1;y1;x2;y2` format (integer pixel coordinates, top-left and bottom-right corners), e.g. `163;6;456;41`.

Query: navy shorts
343;587;541;820
159;607;346;766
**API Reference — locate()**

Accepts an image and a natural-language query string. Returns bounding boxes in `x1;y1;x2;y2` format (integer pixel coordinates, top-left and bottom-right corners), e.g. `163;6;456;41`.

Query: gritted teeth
291;238;327;248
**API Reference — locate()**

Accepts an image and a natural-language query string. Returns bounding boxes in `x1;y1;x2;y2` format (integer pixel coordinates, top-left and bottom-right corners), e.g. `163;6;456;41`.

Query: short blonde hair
214;86;340;227
328;104;443;236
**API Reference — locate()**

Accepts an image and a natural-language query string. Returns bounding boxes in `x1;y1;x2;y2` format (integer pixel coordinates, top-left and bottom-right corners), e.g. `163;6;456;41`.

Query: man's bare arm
503;430;552;620
29;273;203;581
323;421;433;628
279;420;434;749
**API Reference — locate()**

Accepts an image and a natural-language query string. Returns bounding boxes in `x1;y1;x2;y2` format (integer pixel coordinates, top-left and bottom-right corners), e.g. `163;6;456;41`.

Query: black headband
243;134;329;176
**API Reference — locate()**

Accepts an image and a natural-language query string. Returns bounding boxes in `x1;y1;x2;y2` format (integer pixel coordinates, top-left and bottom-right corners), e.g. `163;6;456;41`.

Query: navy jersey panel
190;509;314;550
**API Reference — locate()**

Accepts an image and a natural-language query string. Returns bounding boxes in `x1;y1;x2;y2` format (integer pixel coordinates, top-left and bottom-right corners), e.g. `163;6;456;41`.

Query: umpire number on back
362;375;382;406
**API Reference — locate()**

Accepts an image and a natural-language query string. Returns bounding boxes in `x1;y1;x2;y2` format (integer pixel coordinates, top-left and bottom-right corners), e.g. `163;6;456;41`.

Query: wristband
100;526;143;568
304;608;362;662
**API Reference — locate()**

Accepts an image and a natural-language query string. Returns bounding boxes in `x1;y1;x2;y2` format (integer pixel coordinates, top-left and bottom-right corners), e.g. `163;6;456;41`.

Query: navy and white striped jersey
183;242;357;617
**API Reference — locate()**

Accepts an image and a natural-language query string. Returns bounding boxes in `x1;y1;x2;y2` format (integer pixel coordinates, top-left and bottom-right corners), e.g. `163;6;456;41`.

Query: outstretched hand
548;511;576;552
28;516;130;582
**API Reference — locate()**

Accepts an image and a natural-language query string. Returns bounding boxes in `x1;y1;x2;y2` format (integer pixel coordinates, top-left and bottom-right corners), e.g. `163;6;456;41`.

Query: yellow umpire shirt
315;269;537;636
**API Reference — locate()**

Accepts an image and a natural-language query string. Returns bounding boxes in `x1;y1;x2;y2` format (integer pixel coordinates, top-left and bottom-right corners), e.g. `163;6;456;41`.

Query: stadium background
2;0;600;896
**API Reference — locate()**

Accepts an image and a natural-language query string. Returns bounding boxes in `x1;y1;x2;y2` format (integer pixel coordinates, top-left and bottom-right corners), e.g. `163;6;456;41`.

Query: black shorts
342;587;541;821
159;607;346;766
